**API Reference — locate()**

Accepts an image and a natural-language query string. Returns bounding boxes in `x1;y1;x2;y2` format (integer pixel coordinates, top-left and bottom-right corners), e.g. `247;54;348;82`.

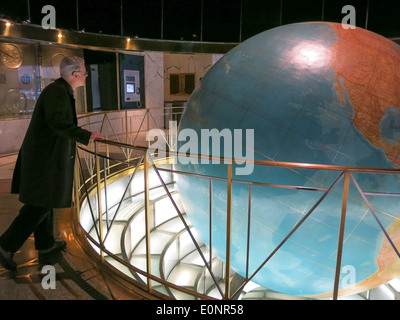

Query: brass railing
78;107;183;148
73;109;400;300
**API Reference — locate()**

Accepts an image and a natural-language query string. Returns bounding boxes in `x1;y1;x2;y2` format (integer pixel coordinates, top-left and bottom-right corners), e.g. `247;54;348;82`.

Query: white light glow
175;269;194;286
288;41;330;69
372;285;395;300
388;277;400;292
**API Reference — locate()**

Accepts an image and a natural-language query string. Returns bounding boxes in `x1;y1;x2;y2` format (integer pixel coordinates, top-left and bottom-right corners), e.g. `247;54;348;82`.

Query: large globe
175;22;400;297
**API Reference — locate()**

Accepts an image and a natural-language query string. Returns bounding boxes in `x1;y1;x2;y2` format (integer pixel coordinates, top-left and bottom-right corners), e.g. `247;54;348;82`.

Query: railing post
333;170;351;300
125;110;129;144
73;151;81;222
209;179;213;273
246;184;252;279
146;109;150;132
144;151;152;292
225;163;233;300
104;114;110;175
95;141;104;260
103;157;109;230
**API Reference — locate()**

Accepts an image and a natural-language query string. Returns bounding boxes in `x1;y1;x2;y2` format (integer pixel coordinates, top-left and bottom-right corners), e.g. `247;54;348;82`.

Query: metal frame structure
72;109;400;300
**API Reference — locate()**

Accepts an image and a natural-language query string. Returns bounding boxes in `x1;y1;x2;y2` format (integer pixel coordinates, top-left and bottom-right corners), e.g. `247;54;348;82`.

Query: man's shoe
0;244;17;271
38;240;66;265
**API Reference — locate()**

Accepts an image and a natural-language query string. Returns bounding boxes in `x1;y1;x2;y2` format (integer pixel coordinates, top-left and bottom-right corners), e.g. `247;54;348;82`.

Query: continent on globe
176;22;400;297
329;23;400;169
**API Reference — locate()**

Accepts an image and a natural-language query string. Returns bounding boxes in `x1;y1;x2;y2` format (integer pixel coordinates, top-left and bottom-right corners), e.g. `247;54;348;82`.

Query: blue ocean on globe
175;22;400;297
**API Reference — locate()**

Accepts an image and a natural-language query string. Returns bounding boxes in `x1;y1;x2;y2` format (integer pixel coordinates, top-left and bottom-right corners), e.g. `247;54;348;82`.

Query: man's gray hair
60;56;85;78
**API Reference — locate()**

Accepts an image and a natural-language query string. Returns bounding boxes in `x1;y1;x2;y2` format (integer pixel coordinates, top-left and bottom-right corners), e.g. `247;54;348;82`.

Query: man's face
74;63;88;87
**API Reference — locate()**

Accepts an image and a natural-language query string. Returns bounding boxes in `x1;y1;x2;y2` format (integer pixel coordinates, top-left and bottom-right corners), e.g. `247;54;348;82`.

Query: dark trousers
0;204;54;253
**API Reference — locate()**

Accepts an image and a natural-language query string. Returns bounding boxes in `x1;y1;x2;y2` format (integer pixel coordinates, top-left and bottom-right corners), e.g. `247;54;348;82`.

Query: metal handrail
76;141;221;300
73;112;400;300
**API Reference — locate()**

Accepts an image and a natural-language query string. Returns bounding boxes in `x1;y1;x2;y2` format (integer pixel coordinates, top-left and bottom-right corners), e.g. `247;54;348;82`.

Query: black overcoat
11;78;92;208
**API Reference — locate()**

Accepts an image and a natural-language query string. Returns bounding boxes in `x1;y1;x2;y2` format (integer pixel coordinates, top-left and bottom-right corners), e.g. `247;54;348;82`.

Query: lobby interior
1;0;400;300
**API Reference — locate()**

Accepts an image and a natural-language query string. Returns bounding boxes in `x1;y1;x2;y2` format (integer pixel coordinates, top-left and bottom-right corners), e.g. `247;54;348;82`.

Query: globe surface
176;22;400;297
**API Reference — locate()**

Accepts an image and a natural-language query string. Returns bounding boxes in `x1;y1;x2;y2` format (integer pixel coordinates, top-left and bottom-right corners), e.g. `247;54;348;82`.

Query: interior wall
0;42;83;154
164;53;213;102
144;51;165;130
0;38;220;154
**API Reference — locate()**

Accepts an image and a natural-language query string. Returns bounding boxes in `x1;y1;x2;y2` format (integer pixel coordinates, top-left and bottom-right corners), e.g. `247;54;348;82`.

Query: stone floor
0;153;154;300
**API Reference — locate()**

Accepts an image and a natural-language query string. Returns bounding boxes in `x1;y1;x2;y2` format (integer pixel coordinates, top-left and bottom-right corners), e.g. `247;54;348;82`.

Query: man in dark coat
0;56;104;271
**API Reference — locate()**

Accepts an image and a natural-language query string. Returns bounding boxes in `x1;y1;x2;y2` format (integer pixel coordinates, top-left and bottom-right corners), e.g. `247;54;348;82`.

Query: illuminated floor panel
79;178;400;300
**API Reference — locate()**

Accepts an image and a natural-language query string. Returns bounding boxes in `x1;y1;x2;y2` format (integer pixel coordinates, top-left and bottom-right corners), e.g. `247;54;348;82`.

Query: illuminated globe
175;22;400;297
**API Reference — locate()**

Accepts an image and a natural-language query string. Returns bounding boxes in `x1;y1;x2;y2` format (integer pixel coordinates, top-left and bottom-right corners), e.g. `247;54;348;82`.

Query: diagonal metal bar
147;152;225;298
363;192;400;197
105;115;120;142
350;174;400;259
103;157;110;230
95;142;105;259
77;148;101;243
102;155;144;243
82;147;95;177
131;110;148;147
333;171;351;300
99;113;107;133
104;115;131;160
147;109;174;150
230;172;345;299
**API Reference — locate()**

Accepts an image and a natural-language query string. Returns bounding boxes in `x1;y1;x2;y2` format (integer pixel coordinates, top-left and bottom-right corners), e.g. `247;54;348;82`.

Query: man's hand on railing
90;131;105;141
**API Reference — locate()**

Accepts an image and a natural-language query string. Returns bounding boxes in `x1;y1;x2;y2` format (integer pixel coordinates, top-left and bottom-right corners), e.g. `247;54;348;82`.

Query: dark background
1;0;399;42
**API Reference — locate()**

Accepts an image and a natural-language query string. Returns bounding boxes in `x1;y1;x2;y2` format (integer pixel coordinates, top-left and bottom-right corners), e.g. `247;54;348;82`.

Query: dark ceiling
1;0;400;42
